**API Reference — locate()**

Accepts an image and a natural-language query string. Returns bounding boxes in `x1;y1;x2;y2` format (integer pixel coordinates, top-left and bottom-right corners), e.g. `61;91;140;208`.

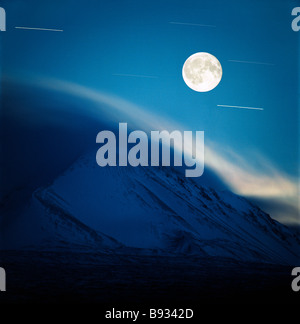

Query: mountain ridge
2;150;300;265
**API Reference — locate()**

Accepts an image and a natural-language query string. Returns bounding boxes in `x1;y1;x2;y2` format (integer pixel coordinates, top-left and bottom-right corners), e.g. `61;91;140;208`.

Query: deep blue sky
1;0;299;177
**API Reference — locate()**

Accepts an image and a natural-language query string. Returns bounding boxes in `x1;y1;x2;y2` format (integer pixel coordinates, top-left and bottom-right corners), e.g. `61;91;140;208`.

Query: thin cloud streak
169;22;216;28
217;104;264;111
15;27;63;32
112;73;158;79
228;60;275;66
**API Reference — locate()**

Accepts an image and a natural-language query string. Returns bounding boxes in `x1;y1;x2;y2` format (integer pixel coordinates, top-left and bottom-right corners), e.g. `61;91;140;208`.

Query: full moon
182;52;222;92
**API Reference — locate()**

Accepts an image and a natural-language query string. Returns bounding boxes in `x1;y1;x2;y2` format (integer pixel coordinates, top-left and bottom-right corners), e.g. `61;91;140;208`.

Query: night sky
1;0;299;224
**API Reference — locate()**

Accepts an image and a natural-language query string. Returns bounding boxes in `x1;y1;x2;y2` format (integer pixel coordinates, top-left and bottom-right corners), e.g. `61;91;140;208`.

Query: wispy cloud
205;143;297;198
5;75;299;224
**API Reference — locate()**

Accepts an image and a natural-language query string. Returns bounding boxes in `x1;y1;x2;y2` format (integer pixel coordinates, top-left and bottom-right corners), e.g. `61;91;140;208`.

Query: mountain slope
2;151;300;265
